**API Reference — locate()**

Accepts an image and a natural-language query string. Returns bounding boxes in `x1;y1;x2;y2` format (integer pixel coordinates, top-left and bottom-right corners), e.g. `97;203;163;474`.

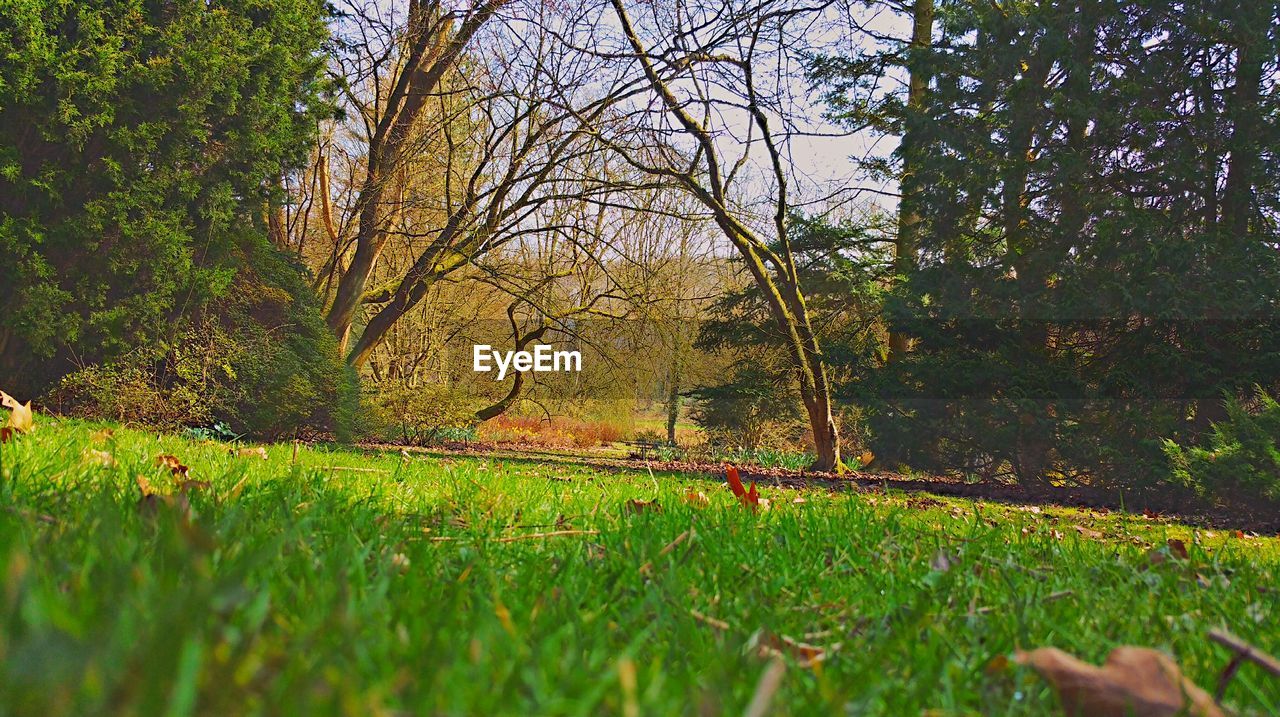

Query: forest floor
1;417;1278;715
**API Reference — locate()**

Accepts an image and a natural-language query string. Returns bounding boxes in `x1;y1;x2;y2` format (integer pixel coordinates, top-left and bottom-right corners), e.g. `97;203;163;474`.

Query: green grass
1;417;1277;716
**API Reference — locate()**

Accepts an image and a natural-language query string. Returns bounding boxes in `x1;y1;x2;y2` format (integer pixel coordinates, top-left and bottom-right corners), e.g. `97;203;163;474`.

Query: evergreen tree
0;0;333;395
862;0;1280;486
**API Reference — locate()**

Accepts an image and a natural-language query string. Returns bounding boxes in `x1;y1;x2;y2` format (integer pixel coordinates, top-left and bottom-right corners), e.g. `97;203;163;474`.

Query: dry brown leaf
0;427;13;444
234;446;268;460
985;654;1011;674
135;474;190;516
857;450;875;468
1074;525;1104;539
1016;646;1224;717
85;449;117;467
747;629;840;668
0;390;33;434
723;466;771;511
1166;538;1189;561
91;428;115;442
154;454;189;478
625;498;661;514
683;490;710;507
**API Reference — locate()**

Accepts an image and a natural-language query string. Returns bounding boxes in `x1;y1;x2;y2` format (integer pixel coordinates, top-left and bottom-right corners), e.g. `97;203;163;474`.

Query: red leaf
725;465;747;499
724;466;760;509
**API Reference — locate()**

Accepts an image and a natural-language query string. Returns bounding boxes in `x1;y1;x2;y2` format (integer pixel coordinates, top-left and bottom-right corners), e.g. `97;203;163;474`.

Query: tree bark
324;0;506;352
1221;6;1265;239
474;319;548;422
665;349;681;445
888;0;934;364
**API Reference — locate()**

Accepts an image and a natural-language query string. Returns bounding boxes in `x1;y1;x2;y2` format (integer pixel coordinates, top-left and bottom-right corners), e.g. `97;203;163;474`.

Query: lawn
1;418;1277;715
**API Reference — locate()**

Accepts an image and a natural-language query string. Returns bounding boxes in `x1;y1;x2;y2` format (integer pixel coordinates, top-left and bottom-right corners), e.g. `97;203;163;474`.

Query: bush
689;364;807;452
477;415;627;448
46;239;357;441
365;382;478;445
1163;388;1280;503
47;356;210;429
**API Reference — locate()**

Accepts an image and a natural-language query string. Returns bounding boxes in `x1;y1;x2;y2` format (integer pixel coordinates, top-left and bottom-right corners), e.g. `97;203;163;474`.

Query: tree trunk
665;351;681;445
323;1;505;352
888;0;934;364
777;280;842;472
1221;7;1265;239
345;225;471;368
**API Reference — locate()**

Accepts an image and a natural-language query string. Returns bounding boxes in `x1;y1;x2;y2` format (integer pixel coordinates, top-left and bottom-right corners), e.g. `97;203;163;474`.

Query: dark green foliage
0;0;332;395
689;363;807;450
47;238;356;439
692;213;891;450
1164;388;1280;503
199;237;358;439
824;0;1280;493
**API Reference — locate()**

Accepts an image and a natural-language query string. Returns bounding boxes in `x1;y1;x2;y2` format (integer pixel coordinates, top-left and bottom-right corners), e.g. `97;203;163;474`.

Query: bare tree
324;0;510;352
580;0;848;470
341;1;661;369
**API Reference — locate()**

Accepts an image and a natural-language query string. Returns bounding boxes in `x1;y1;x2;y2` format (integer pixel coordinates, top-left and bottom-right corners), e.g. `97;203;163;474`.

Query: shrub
46;239;357;441
47;356;210;429
1163;388;1280;503
689;364;807;452
365;382;478;445
477;415;627;448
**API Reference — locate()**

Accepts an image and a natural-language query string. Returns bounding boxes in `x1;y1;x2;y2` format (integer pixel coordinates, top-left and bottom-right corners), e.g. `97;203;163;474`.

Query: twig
321;466;390;474
973;590;1072;615
1210;628;1280;700
639;528;695;575
429;529;599;543
742;657;786;717
689;608;730;631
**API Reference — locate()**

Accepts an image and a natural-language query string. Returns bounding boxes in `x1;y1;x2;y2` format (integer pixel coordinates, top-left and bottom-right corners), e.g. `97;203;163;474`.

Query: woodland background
1;0;1278;508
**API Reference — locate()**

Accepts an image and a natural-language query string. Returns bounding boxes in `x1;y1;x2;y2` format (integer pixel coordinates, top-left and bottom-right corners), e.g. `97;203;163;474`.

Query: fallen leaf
234;446;268;460
1166;538;1188;561
625;498;661;514
857;450;875;468
725;466;763;510
1075;525;1104;539
154;454;189;478
0;427;14;444
85;449;117;467
747;629;839;668
684;490;710;507
91;428;115;442
390;552;411;573
985;654;1011;675
0;390;33;434
135;474;190;516
1016;646;1224;717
